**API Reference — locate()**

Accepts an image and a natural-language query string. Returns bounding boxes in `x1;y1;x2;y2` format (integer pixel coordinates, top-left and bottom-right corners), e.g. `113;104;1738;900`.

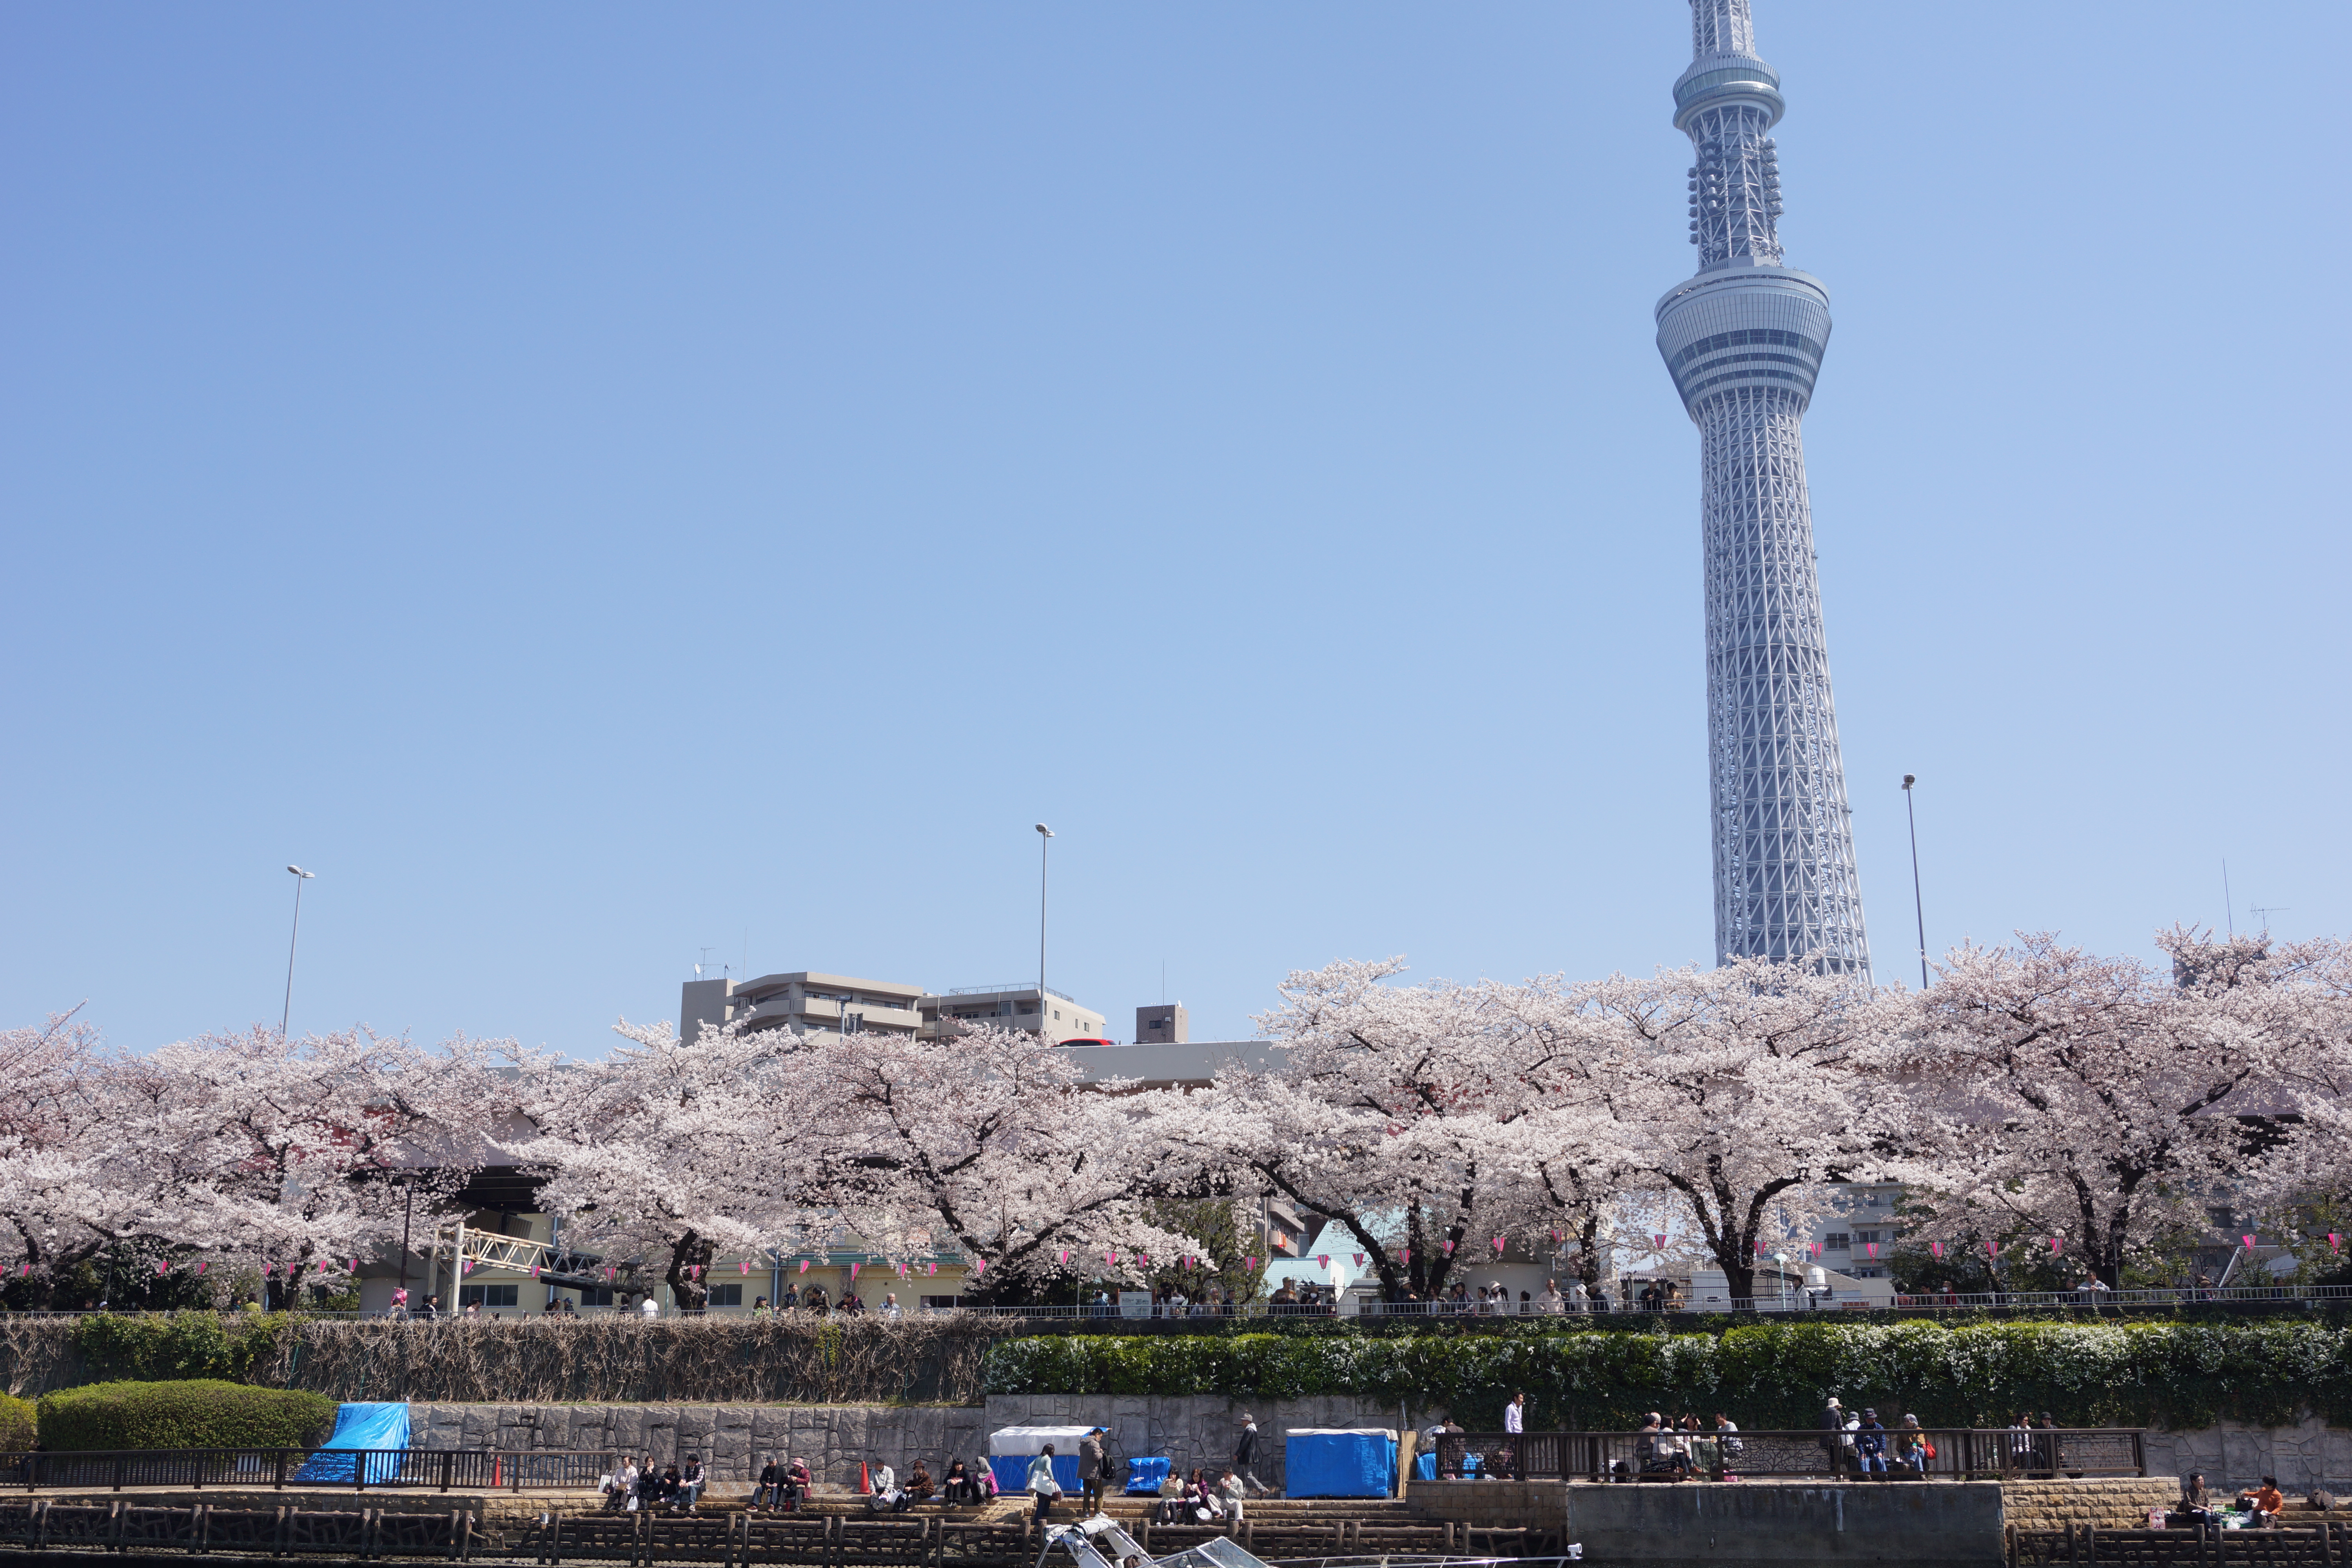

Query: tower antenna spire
1655;0;1869;975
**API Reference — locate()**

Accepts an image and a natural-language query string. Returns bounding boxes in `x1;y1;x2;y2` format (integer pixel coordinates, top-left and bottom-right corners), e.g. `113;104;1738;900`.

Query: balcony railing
0;1448;616;1494
1427;1427;2145;1483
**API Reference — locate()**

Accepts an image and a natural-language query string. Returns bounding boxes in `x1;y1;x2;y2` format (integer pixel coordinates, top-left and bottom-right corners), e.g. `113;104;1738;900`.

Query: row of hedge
35;1381;338;1452
982;1320;2352;1432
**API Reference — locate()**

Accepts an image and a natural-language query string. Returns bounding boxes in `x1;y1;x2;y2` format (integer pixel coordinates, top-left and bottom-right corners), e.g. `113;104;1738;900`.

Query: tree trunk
666;1232;717;1313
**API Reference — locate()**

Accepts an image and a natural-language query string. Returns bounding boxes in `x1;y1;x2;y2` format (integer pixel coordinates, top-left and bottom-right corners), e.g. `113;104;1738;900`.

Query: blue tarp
1125;1457;1171;1495
985;1426;1090;1498
1283;1429;1396;1499
1414;1450;1479;1480
988;1455;1081;1495
292;1402;410;1485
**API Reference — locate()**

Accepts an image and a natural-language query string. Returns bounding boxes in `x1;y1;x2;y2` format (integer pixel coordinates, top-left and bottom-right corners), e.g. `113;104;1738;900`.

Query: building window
1855;1230;1881;1245
706;1283;742;1307
577;1287;616;1307
459;1283;519;1308
919;1296;962;1310
1824;1233;1850;1250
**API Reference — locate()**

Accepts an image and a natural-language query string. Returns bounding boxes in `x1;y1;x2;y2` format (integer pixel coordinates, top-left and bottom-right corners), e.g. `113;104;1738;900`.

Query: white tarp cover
989;1425;1098;1456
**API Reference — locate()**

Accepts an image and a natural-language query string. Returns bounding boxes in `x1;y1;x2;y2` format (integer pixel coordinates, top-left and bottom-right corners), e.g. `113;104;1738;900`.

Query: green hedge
37;1380;338;1452
72;1311;294;1384
0;1393;33;1452
983;1321;2352;1432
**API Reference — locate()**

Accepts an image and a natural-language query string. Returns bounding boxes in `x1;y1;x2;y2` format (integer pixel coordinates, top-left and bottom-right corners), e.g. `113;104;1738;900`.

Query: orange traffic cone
859;1461;871;1495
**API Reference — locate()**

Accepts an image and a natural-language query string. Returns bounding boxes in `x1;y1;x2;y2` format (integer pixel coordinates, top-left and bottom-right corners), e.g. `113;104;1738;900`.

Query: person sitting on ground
1187;1467;1223;1520
869;1461;906;1512
787;1457;814;1507
603;1457;638;1513
678;1455;706;1512
753;1455;783;1512
906;1460;935;1503
1893;1415;1928;1475
2238;1477;2285;1526
1152;1468;1188;1526
942;1458;975;1505
1855;1409;1889;1477
1218;1467;1247;1524
2173;1473;2219;1526
639;1461;672;1512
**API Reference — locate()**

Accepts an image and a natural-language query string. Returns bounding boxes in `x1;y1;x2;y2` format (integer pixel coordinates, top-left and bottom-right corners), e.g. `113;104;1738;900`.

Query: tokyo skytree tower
1655;0;1870;974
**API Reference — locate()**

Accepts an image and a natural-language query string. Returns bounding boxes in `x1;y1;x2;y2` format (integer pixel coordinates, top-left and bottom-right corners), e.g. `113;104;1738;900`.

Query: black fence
1;1448;615;1494
2010;1523;2352;1568
1429;1427;2146;1483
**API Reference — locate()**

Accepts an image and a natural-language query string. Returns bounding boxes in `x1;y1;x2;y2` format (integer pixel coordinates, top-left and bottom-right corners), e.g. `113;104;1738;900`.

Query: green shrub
982;1320;2352;1432
0;1393;33;1452
73;1310;290;1384
38;1380;338;1452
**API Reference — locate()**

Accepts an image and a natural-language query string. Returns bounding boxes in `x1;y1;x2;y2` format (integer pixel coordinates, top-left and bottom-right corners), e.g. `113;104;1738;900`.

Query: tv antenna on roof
2249;906;2289;935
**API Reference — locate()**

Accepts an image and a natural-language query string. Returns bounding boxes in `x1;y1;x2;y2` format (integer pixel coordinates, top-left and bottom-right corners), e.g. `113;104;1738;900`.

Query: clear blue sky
4;4;2344;1057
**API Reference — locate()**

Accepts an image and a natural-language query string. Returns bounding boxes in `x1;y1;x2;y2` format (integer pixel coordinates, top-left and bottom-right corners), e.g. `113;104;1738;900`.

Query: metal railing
0;1448;615;1494
1427;1428;2145;1483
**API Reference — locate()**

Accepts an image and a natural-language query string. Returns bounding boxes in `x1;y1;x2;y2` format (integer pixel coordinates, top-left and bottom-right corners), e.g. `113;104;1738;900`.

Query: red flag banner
972;1258;986;1275
1930;1241;1945;1258
1653;1235;1668;1251
1317;1255;1329;1268
1441;1239;1455;1254
2242;1234;2257;1249
2049;1237;2063;1254
1865;1243;1879;1259
1491;1236;1506;1252
1352;1254;1364;1266
1245;1256;1258;1269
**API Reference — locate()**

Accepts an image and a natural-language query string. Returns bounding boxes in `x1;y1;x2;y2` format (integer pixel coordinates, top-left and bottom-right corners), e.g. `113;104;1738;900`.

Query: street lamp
1772;1252;1789;1313
281;865;316;1038
1034;825;1053;1020
1901;776;1928;991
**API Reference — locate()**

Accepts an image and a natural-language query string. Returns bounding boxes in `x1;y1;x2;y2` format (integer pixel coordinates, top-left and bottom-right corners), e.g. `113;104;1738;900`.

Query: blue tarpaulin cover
292;1402;410;1485
1283;1429;1395;1499
986;1426;1087;1497
1414;1450;1479;1479
1124;1457;1171;1494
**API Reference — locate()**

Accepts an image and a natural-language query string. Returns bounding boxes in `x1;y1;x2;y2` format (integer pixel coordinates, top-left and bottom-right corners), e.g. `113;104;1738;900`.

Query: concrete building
918;984;1107;1045
678;971;926;1047
1135;1003;1187;1044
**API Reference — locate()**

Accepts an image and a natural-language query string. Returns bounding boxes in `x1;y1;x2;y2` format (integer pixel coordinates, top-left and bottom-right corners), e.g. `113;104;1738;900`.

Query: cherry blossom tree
0;1019;535;1305
1162;958;1560;1303
1585;958;1905;1307
520;1017;817;1311
797;1021;1203;1290
1895;929;2352;1289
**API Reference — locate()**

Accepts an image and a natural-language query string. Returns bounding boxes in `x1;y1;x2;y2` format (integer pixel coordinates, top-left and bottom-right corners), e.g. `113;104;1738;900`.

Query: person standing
1818;1397;1846;1477
639;1293;660;1320
1234;1414;1272;1496
1078;1427;1109;1514
1027;1444;1063;1519
1502;1392;1526;1479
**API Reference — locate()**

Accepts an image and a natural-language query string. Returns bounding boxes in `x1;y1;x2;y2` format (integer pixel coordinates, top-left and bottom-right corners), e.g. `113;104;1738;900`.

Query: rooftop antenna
2249;906;2289;935
699;946;717;980
2222;863;2235;936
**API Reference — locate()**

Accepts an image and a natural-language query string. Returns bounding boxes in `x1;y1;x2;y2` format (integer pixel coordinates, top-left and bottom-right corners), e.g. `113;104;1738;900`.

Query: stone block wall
2144;1419;2352;1495
2000;1479;2180;1530
407;1402;989;1488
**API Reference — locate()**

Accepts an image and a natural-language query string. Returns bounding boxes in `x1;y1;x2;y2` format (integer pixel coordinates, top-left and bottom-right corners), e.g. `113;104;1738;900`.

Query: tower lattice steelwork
1656;0;1869;974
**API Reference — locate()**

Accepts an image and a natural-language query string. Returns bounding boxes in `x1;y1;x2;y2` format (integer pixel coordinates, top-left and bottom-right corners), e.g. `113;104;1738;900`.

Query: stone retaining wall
2144;1420;2352;1496
2001;1479;2180;1530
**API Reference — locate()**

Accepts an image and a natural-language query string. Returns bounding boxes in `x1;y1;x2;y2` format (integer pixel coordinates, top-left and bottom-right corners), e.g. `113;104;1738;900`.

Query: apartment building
918;984;1107;1045
678;971;926;1047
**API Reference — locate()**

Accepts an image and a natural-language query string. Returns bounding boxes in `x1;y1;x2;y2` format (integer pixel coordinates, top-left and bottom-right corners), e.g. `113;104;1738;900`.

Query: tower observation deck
1655;0;1869;975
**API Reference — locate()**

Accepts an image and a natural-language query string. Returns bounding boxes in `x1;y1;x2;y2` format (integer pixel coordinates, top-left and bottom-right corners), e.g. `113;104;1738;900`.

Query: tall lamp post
281;865;316;1037
1034;824;1053;1018
1900;777;1928;991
